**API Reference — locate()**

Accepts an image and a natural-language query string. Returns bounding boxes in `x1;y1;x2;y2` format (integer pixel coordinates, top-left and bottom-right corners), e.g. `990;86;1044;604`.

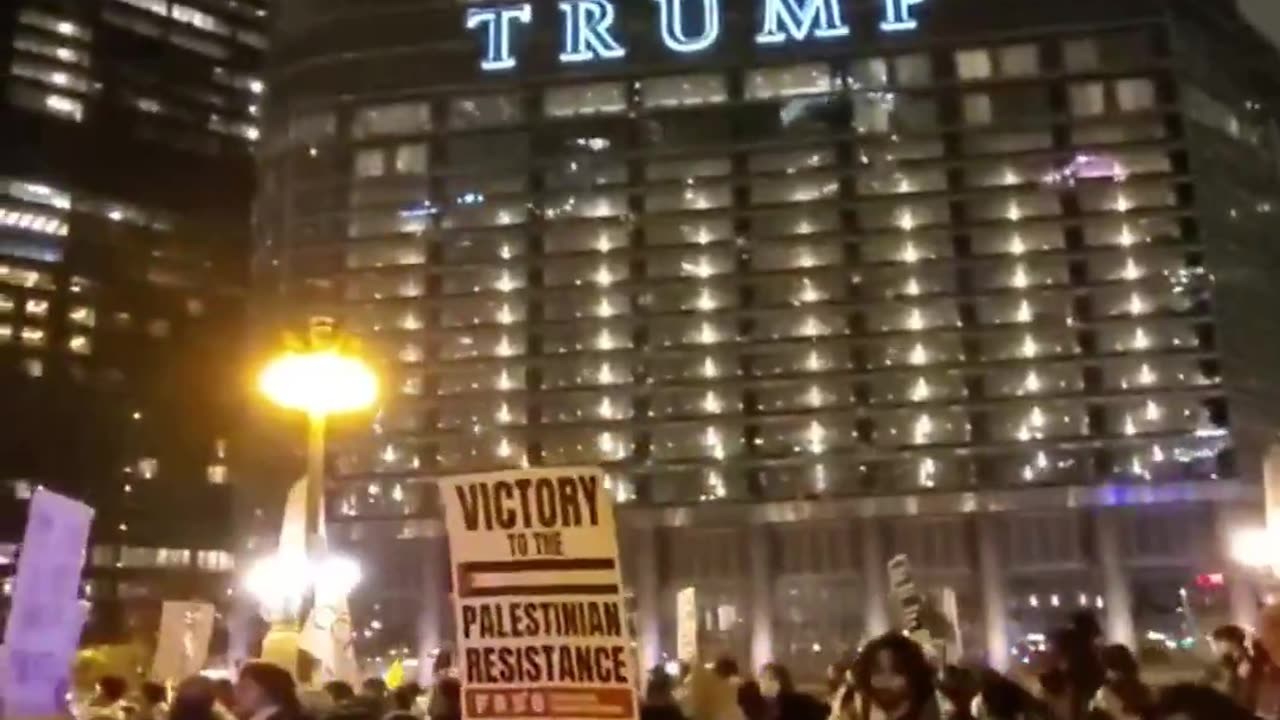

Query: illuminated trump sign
465;0;929;71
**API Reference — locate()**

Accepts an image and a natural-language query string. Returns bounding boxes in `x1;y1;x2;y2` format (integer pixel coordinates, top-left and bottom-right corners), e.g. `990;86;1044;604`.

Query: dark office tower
0;0;265;640
262;0;1280;673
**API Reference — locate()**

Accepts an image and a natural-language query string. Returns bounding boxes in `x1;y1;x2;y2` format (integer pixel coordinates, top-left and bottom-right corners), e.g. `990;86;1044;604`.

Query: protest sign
675;588;698;661
440;467;637;720
886;554;928;640
150;601;216;682
1;489;93;718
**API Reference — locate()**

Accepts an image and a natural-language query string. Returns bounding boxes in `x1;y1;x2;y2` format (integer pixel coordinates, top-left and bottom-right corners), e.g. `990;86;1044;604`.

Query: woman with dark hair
1087;645;1150;720
758;663;826;720
851;633;940;720
235;661;302;720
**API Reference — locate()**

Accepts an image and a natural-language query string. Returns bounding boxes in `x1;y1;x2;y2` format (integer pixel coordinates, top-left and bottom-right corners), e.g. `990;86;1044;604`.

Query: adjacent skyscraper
262;0;1280;672
0;0;265;640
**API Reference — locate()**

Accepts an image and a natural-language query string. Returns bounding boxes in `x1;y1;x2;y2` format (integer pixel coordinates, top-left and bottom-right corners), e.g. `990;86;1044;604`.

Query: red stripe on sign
459;583;620;599
464;687;635;719
460;559;617;573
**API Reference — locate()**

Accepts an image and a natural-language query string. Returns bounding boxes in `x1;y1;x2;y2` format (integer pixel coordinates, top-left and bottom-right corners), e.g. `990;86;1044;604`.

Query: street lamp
253;317;377;675
258;317;378;554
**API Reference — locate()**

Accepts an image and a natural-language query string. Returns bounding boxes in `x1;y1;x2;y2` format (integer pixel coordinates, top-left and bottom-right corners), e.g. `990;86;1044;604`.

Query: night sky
1241;0;1280;47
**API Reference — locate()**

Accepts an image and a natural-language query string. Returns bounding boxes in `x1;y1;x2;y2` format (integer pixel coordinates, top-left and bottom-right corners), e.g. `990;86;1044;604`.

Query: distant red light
1196;572;1226;588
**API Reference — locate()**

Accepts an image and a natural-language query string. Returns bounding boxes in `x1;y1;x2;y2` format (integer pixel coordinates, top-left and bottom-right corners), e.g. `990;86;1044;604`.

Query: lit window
1069;83;1106;117
206;464;228;485
394;144;428;175
955;49;992;80
745;63;833;99
170;3;231;36
137;457;159;479
20;327;44;346
544;82;627;117
353;149;385;178
22;358;41;377
1115;78;1156;112
24;298;48;317
351;101;432;139
42;93;84;122
68;334;91;355
640;73;727;108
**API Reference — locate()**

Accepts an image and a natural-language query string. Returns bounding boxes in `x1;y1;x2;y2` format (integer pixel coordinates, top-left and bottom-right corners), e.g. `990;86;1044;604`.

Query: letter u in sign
654;0;721;54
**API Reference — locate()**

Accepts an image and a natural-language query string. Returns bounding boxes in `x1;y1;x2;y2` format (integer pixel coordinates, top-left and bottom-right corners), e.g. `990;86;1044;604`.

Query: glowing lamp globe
258;350;378;416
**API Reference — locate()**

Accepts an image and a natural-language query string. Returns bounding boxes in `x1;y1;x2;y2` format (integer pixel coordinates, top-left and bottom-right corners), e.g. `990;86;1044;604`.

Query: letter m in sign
755;0;848;44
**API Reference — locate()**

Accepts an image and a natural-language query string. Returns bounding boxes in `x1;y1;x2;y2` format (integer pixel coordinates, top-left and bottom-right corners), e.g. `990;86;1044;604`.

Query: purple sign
1;489;93;718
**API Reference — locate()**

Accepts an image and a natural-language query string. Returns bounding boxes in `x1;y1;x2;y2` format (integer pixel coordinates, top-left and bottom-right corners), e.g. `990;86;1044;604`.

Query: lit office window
745;63;834;99
170;3;232;36
955;48;992;80
639;73;727;107
448;94;523;129
115;0;168;16
545;82;626;117
394;144;428;175
353;148;385;178
1069;83;1106;117
1115;78;1156;112
1063;38;1100;72
996;44;1040;77
351;101;432;139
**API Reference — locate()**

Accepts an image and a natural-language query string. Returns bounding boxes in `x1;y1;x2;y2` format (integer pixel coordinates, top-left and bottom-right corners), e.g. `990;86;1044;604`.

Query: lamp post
251;317;378;675
258;317;378;556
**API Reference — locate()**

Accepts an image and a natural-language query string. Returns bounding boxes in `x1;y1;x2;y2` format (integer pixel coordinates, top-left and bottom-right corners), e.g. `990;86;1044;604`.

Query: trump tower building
259;0;1280;676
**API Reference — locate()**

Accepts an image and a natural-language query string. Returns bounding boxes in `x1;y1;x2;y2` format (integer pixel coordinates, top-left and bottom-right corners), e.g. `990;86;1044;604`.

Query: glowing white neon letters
465;3;532;71
755;0;848;44
559;0;626;63
465;0;928;71
881;0;927;31
654;0;722;54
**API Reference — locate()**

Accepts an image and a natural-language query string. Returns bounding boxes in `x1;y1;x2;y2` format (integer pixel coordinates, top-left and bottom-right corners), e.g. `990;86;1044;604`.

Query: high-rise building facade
262;0;1280;673
0;0;265;642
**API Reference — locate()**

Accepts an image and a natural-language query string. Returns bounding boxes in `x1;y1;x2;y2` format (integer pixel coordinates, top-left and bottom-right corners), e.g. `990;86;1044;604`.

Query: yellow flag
384;659;405;689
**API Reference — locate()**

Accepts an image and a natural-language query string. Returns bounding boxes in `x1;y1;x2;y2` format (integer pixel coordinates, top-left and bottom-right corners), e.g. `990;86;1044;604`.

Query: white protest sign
1;489;93;718
886;554;929;641
675;588;698;662
151;601;216;682
440;467;637;720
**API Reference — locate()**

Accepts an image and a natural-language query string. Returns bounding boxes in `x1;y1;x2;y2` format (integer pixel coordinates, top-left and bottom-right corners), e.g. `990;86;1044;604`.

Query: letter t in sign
466;4;533;71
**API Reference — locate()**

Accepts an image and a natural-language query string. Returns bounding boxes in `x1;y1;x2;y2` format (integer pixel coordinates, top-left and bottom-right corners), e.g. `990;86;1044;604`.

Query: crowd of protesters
68;611;1280;720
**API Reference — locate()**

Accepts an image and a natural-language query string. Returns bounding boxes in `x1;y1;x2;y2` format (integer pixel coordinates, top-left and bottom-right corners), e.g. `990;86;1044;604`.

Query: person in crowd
851;633;940;720
737;679;768;720
138;682;169;720
1087;645;1150;720
322;681;372;720
169;676;221;720
361;679;388;710
212;680;237;719
89;675;134;720
827;664;858;720
759;662;826;720
1206;624;1263;713
642;667;687;720
426;677;460;720
235;661;303;720
937;666;979;720
1037;626;1103;720
1149;683;1258;720
323;683;356;706
385;684;421;720
684;663;746;720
